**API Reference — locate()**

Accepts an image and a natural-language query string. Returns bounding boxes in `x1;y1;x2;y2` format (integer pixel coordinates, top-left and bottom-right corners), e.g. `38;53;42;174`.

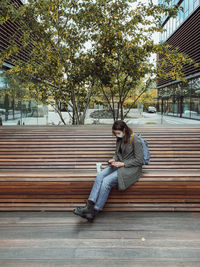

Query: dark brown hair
112;120;133;143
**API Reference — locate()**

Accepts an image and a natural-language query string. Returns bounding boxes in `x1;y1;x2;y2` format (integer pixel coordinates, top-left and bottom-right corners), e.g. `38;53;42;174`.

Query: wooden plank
0;209;200;265
0;126;199;211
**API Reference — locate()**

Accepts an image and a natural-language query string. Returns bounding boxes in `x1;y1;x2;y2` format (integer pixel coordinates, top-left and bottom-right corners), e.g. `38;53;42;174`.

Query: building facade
157;0;200;120
0;63;49;126
0;0;49;125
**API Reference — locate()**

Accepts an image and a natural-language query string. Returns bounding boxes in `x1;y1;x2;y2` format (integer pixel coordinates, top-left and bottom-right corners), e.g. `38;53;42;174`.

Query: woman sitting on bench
73;120;144;222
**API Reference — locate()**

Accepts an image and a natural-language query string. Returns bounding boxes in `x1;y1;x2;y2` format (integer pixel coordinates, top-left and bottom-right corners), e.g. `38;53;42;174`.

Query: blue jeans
88;165;118;211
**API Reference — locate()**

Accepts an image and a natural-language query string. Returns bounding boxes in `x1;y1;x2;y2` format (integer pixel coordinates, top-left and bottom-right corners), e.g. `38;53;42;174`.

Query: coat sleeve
123;136;144;167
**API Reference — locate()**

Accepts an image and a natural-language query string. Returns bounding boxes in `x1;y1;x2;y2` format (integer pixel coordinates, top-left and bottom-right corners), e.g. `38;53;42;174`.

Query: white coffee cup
96;162;102;173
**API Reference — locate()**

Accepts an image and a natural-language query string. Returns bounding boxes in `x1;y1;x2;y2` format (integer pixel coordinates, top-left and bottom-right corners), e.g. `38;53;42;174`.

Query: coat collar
121;139;126;154
116;135;132;155
116;138;126;155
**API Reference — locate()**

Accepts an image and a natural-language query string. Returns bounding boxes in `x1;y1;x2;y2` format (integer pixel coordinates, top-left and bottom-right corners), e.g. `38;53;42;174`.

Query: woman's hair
112;120;133;143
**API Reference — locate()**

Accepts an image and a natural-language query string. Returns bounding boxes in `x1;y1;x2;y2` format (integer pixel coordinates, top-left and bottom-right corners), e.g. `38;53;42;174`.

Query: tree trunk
120;101;124;120
79;85;94;125
56;108;66;125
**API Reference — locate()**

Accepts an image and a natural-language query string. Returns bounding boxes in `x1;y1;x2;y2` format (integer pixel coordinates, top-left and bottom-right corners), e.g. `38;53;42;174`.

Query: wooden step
0;126;199;211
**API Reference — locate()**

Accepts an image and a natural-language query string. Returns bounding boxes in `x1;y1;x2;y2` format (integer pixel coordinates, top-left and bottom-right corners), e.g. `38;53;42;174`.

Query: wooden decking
0;211;200;266
0;126;200;211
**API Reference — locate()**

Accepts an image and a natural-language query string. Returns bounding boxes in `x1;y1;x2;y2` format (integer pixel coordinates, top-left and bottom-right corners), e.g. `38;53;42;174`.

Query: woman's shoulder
130;132;138;139
130;133;141;143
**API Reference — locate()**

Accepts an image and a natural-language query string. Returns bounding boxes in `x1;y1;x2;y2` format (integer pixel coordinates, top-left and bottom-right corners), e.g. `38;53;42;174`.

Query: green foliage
0;0;197;123
0;0;95;124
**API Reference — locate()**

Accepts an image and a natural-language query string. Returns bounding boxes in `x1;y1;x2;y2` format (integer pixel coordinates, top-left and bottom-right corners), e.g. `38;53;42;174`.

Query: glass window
167;20;170;38
158;78;200;120
167;19;170;36
0;68;49;125
164;23;167;40
176;10;180;28
159;0;200;42
189;0;194;14
179;2;185;23
190;97;200;119
182;97;191;117
172;96;178;116
173;17;177;32
190;77;200;119
194;0;199;9
169;18;173;35
184;0;189;17
168;98;173;115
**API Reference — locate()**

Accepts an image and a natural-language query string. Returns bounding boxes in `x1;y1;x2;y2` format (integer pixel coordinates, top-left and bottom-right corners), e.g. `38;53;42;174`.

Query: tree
0;0;95;125
139;89;157;111
0;0;198;124
80;0;196;121
124;80;157;111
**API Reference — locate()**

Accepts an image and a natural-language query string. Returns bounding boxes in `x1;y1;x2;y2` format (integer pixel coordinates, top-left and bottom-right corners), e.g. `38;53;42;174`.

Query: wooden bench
0;126;200;211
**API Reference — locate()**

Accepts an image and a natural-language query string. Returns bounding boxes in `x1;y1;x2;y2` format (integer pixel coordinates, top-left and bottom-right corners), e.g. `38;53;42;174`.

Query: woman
73;120;144;222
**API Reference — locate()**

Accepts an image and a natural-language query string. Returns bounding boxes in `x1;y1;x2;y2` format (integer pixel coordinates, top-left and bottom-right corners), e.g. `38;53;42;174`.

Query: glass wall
160;0;200;42
0;67;49;125
157;76;200;120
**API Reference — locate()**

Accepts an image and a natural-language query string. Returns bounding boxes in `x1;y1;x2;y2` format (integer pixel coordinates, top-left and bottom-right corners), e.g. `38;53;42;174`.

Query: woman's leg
73;165;118;221
88;165;118;203
93;169;118;211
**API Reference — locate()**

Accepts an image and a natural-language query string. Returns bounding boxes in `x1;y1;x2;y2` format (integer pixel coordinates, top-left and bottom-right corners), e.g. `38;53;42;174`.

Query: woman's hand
111;161;125;168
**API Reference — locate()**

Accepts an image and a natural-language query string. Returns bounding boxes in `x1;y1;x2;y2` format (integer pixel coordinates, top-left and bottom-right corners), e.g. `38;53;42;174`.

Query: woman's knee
102;176;117;189
95;172;105;182
96;166;112;179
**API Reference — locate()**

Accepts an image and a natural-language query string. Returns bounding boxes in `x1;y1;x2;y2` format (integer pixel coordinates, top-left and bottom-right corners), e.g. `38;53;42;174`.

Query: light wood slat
0;126;200;211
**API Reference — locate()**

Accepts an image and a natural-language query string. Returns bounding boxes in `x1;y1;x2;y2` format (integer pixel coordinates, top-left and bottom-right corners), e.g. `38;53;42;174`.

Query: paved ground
0;211;200;266
2;109;200;127
129;112;200;127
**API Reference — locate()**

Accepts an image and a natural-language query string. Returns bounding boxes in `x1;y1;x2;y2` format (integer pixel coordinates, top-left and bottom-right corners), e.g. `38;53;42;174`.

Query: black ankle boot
83;208;99;222
73;200;95;220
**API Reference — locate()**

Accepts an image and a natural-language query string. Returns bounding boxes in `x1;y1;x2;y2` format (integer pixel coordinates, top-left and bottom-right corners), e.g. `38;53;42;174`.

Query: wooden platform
0;126;200;211
0;211;200;266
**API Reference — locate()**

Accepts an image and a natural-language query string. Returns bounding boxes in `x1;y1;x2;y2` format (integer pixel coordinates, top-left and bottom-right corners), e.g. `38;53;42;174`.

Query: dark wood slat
0;126;200;211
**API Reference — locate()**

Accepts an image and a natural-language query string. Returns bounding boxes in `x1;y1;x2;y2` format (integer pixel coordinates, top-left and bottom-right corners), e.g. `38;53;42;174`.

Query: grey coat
112;134;144;191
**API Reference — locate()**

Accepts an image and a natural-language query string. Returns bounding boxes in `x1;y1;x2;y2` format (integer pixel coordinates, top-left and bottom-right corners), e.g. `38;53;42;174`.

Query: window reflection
0;67;48;125
158;77;200;120
159;0;200;42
